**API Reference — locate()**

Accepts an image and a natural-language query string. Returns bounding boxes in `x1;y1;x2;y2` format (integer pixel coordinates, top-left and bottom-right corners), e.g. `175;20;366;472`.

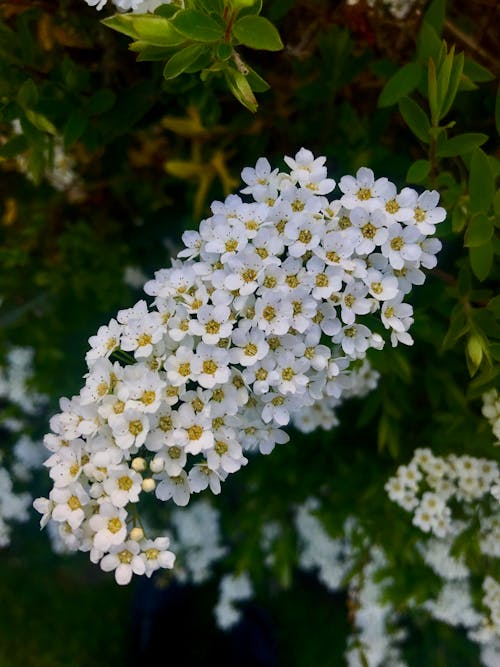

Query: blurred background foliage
0;0;498;665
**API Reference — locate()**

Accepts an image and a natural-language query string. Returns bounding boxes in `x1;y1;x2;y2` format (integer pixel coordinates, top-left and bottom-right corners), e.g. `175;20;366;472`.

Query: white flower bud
150;457;164;473
131;457;147;472
129;527;144;541
142;478;156;492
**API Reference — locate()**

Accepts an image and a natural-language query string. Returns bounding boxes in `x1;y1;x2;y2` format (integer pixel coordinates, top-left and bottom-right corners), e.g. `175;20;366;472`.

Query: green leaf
440;51;464;119
102;14;140;39
441;304;469;350
423;0;446;35
25;110;57;135
451;202;467;233
417;22;441;64
131;16;186;46
216;42;232;60
87;90;116;115
398;97;430;143
427;58;439;125
463;57;494;82
436;46;455;115
163;44;208;79
17;79;38;110
0;133;27;159
406;159;430;183
378;62;422;108
224;67;258;112
63;110;87;148
464;213;493;247
246;66;270;92
232;15;283;51
469;148;494;214
236;0;264;18
469;243;493;282
133;44;175;61
436;132;488;158
154;4;180;18
170;9;224;42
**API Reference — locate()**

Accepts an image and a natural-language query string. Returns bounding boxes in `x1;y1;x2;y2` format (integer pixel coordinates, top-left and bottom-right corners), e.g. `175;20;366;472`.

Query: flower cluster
385;448;499;538
0;348;47;546
214;571;253;630
34;149;444;584
83;0;166;12
295;500;406;667
483;389;500;444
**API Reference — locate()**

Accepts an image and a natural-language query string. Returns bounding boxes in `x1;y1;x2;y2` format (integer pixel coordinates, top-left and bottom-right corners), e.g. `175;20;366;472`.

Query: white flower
155;471;191;506
339;167;389;211
102;466;142;507
99;540;146;585
89;502;127;551
140;537;176;577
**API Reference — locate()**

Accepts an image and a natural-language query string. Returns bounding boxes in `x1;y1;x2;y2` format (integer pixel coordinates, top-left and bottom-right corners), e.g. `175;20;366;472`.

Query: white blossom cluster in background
483;389;500;445
0;348;47;546
169;500;227;584
346;0;423;20
385;447;499;537
214;571;253;630
34;148;444;584
386;440;500;664
83;0;168;12
295;500;407;666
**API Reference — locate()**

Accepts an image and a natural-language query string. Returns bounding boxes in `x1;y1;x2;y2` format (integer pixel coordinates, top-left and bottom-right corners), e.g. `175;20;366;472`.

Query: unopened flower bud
131;457;147;472
142;478;156;492
129;527;144;541
150;457;164;473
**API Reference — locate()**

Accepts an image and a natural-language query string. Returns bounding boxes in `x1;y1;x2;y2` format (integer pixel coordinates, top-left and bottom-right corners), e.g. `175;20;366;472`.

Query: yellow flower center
108;517;122;534
187;425;203;440
118;475;133;491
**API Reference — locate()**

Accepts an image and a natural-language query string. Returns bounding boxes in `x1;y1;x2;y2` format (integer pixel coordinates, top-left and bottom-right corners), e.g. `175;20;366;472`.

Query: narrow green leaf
63;110;87;148
378;62;422;108
417;22;441;64
441;306;469;350
398;97;431;143
131;16;186;46
451;203;467;233
133;44;175;61
436;132;488;158
224;67;258;112
464;213;493;247
469;147;494;214
463;57;494;82
17;79;38;110
440;51;464;119
423;0;446;35
163;43;208;79
406;159;430;183
427;58;439;125
25;110;57;135
170;9;224;42
469;243;493;281
246;66;270;92
102;14;140;39
437;47;454;114
232;15;283;51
